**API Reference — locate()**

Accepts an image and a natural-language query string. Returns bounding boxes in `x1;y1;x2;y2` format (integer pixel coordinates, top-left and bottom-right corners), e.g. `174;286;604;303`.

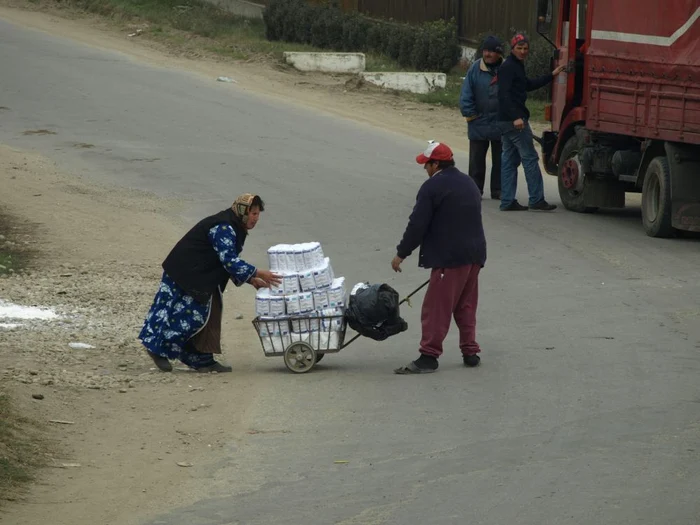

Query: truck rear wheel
641;156;674;238
557;137;598;213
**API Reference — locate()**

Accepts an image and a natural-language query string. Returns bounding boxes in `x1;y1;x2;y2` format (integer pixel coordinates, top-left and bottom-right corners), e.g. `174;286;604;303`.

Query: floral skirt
138;272;216;369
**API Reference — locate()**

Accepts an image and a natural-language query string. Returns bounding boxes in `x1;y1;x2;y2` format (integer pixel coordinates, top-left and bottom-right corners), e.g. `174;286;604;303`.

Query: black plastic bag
345;283;408;341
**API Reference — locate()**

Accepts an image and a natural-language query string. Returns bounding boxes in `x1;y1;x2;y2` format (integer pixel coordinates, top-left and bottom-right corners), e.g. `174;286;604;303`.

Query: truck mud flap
666;142;700;232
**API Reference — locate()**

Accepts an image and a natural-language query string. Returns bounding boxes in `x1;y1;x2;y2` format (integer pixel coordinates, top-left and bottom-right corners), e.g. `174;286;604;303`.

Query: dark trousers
419;265;481;358
468;139;502;196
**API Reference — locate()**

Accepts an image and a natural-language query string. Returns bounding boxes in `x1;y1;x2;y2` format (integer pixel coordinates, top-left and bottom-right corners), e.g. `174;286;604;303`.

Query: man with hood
459;35;505;200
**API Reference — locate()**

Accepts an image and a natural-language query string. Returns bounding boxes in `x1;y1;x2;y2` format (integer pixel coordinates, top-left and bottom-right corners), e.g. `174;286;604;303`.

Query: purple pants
419;264;481;358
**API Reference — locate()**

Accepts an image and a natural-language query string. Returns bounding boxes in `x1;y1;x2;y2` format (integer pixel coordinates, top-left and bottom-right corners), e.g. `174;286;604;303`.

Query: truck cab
536;0;700;237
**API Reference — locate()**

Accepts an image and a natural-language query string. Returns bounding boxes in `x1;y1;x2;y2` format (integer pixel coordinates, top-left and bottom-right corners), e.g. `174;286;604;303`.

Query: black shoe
145;350;173;372
491;191;501;200
195;361;233;373
530;199;557;211
463;354;481;368
500;200;528;211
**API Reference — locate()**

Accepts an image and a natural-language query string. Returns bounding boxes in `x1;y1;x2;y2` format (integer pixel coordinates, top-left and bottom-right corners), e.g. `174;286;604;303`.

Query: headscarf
231;193;258;226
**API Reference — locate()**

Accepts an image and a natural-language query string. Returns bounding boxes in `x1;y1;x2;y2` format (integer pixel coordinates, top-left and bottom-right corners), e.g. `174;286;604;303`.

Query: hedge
263;0;462;73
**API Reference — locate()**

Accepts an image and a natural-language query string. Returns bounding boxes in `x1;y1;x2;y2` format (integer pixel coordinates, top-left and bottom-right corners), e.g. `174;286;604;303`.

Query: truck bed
585;2;700;144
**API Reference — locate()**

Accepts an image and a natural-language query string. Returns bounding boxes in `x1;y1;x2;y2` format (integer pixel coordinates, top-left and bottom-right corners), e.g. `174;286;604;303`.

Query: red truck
535;0;700;237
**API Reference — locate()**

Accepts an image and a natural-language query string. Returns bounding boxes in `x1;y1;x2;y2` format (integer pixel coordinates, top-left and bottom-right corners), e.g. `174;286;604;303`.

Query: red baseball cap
416;141;454;164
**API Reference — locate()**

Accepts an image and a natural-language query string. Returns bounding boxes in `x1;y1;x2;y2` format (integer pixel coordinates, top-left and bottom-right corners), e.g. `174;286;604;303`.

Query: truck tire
641;156;674;238
557;137;598;213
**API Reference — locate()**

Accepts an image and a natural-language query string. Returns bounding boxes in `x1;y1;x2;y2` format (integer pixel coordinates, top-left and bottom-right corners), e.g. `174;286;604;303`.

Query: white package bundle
302;243;316;270
291;317;311;333
319;331;341;350
274;244;289;273
285;294;302;315
312;242;325;267
258;316;288;337
267;245;281;272
293;245;306;273
282;273;300;295
269;296;286;317
283;246;297;273
255;289;271;316
298;292;315;314
313;289;330;310
263;333;291;355
299;269;316;292
321;307;344;331
290;331;309;344
328;277;346;308
313;258;333;289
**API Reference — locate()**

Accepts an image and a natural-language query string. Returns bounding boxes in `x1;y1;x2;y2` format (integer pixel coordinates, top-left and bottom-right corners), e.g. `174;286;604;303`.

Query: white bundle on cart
255;241;346;354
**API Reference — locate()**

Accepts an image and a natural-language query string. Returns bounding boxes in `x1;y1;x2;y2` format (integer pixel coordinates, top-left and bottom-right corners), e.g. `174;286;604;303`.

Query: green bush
471;30;554;100
263;0;461;73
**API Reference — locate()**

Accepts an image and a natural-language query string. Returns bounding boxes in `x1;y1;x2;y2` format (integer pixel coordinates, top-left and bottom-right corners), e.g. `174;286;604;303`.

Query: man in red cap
391;141;487;374
497;33;567;211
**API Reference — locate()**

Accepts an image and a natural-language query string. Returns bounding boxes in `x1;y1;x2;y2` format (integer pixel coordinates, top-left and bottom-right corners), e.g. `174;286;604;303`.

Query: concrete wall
361;72;447;94
283;52;366;74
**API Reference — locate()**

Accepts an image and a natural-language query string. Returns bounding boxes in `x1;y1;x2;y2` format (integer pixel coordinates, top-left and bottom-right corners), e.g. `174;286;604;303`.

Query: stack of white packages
255;242;346;354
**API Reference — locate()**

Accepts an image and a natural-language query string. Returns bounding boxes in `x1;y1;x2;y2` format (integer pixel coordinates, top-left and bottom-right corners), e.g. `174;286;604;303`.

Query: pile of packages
255;242;346;355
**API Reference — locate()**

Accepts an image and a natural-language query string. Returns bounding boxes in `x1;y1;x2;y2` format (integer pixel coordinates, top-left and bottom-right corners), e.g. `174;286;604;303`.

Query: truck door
550;0;589;131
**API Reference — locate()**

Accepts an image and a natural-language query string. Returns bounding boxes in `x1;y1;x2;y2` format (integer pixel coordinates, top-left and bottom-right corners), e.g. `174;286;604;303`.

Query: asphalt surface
2;16;700;525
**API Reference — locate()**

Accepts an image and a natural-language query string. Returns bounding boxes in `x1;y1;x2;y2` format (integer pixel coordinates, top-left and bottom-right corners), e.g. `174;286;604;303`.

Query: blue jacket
459;58;503;142
396;166;486;269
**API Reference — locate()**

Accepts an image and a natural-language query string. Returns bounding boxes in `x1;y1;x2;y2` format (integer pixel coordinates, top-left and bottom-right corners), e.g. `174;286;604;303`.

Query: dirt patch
0;144;268;525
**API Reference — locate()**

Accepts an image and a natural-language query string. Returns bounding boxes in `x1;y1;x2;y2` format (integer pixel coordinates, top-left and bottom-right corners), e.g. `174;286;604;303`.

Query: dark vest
162;208;248;304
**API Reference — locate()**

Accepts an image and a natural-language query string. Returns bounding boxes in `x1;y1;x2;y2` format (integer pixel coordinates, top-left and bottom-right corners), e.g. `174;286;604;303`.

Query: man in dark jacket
459;35;505;200
391;141;487;374
497;33;566;211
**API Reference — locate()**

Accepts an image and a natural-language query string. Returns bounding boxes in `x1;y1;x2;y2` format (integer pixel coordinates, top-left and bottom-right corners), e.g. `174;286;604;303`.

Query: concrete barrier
361;72;447;94
283;52;366;74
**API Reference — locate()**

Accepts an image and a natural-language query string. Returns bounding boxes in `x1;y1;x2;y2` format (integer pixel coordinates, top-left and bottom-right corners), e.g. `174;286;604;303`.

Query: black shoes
463;354;481;368
490;191;501;200
196;361;233;373
145;350;173;372
501;200;529;211
530;199;557;211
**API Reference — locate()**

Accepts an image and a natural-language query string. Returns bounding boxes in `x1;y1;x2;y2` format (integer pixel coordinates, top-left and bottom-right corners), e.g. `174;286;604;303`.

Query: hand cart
251;279;429;374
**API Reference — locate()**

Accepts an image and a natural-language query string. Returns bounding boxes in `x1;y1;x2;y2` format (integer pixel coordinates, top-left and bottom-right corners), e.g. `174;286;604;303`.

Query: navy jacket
498;53;553;122
396;166;486;269
459;58;503;142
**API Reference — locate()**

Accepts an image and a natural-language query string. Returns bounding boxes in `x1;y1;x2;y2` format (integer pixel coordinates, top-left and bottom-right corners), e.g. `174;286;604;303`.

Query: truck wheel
557;137;598;213
641;156;674;238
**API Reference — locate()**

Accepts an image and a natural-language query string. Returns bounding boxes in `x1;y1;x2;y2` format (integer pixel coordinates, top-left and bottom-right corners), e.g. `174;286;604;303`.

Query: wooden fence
355;0;546;43
253;0;555;43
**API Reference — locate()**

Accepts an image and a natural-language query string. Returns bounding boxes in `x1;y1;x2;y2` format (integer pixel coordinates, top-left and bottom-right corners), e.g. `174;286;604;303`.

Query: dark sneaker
463;354;481;368
196;361;233;373
501;200;528;211
530;200;557;211
145;350;173;372
491;191;501;200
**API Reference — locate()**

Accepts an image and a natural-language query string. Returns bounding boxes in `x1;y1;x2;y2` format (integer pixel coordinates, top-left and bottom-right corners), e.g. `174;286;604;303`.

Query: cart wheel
283;342;317;374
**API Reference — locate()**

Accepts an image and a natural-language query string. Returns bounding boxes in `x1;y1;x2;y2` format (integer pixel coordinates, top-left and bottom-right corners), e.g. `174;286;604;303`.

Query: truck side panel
585;2;700;145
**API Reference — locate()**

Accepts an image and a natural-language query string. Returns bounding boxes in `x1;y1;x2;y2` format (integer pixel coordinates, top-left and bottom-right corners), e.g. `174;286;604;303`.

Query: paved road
2;17;700;525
